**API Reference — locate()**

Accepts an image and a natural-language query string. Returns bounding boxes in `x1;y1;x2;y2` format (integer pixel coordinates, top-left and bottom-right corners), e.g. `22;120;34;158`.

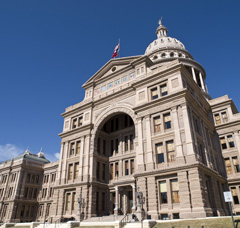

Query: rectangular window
115;118;119;131
131;159;135;174
68;164;73;180
102;192;105;211
78;116;83;127
164;113;171;129
171;179;180;203
232;157;240;173
220;137;227;149
72;192;76;210
74;162;79;179
66;193;71;211
125;160;129;175
160;181;167;204
156;143;164;164
111;140;114;155
221;112;228;123
103;140;106;155
24;187;29;198
115;139;119;153
76;141;81;155
97;162;100;180
151;87;158;100
96;192;99;211
228;135;235;148
154;116;161;133
98;138;101;154
160;84;168;96
231;187;239;204
130;135;134;150
31;174;35;184
166;140;175;162
36;175;39;184
70;143;75;156
102;164;106;180
27;174;31;183
214;114;221;125
124;136;128;152
110;164;113;180
72;118;77;128
225;158;232;174
115;163;119;178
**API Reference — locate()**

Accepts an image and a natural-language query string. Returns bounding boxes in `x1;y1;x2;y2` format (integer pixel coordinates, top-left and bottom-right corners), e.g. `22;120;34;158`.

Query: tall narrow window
111;140;114;155
78;116;83;127
102;192;105;211
231;187;239;204
72;118;77;129
225;158;232;174
110;164;113;180
115;163;119;178
214;114;221;125
70;143;75;156
160;84;168;96
115;139;119;153
166;140;175;162
124;136;128;152
221;112;228;123
160;181;167;204
66;193;71;211
74;162;79;179
164;113;171;129
102;163;106;180
68;164;73;180
97;162;100;180
72;192;76;210
171;179;180;203
76;141;81;155
130;135;134;150
125;161;129;175
228;135;235;148
131;159;135;174
220;137;227;149
153;116;161;133
98;138;101;154
103;140;106;155
232;157;240;173
151;87;158;100
115;118;119;131
96;192;99;212
156;143;164;164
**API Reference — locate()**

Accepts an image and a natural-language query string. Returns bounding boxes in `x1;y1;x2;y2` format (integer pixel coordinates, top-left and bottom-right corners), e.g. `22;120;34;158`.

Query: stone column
79;137;85;181
182;104;196;163
61;142;69;184
191;67;197;82
83;135;90;182
171;107;184;163
131;184;136;211
234;131;240;151
57;143;64;185
136;118;145;172
145;115;154;170
199;72;206;91
114;186;119;215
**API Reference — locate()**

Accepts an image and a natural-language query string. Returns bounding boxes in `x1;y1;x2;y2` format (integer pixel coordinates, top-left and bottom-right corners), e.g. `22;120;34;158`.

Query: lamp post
135;187;145;228
77;194;85;225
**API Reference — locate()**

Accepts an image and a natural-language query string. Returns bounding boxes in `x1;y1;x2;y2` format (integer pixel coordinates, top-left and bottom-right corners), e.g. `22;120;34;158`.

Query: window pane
151;88;158;100
227;135;235;148
160;181;167;204
160;84;168;96
154;116;161;133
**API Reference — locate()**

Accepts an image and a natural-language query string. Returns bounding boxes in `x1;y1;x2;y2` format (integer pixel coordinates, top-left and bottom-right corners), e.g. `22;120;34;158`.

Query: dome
145;19;186;56
145;37;185;55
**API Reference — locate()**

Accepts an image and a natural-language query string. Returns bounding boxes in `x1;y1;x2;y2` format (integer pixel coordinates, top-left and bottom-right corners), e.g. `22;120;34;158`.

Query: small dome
145;19;186;56
145;37;185;55
38;148;45;158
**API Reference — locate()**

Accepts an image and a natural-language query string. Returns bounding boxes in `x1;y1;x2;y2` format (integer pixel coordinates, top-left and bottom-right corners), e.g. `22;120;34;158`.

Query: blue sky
0;0;239;162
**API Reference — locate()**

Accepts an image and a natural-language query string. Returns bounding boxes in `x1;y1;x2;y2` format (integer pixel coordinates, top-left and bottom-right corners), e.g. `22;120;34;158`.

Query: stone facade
0;20;240;222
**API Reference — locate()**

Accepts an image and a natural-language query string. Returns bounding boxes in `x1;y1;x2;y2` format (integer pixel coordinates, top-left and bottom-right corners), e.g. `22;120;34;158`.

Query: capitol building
1;20;240;223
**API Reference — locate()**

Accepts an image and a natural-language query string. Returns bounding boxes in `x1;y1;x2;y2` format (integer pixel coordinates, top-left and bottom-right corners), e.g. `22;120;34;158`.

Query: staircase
123;222;142;228
83;214;125;222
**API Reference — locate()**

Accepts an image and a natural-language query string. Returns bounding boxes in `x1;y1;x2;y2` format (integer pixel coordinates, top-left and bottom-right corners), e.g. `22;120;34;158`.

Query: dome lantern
156;18;168;38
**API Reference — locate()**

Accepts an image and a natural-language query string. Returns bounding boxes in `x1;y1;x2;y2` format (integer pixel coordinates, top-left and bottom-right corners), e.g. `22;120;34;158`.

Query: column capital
131;184;136;189
114;186;118;191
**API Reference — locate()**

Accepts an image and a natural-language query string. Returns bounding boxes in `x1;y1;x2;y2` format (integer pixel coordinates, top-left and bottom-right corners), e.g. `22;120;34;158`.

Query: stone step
124;222;142;228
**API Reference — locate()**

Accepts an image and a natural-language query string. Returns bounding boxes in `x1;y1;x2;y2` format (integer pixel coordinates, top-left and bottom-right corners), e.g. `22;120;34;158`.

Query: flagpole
119;38;120;58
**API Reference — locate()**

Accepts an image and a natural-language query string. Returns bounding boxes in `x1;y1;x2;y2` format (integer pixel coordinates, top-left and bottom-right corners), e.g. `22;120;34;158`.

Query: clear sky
0;0;239;162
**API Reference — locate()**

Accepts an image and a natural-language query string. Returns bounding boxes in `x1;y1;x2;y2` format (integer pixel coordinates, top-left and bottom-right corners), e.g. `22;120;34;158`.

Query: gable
83;56;142;88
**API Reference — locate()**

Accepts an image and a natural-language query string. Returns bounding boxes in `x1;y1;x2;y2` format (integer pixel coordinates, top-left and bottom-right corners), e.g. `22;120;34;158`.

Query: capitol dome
145;20;192;60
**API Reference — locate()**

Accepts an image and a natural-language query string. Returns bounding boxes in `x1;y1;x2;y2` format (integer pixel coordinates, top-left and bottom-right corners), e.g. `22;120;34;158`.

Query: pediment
83;56;142;87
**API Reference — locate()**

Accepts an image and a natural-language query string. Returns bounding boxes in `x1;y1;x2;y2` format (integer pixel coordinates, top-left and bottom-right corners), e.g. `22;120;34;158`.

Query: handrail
119;213;129;228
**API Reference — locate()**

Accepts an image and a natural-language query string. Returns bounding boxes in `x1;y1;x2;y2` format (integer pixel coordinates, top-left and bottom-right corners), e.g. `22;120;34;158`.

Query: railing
119;214;129;228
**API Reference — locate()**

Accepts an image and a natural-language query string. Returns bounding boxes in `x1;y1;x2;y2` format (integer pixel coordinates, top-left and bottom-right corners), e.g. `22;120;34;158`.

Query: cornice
58;123;92;138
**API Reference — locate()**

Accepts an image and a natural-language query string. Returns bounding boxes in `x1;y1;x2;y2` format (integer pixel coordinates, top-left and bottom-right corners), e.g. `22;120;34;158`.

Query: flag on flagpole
112;41;120;58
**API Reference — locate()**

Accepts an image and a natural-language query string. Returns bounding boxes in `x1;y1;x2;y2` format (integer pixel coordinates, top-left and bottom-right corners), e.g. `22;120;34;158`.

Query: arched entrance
93;112;136;216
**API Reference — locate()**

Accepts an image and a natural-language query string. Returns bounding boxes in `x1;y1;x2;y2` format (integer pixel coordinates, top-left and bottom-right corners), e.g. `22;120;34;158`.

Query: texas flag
112;42;120;58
